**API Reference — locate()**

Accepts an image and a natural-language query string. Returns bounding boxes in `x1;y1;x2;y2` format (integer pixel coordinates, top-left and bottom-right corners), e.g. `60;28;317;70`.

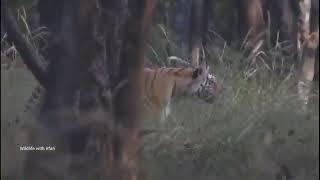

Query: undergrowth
1;20;319;179
141;25;319;180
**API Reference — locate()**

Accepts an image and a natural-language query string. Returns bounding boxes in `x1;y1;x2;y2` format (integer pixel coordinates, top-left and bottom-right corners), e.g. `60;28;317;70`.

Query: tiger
142;61;218;122
12;61;218;126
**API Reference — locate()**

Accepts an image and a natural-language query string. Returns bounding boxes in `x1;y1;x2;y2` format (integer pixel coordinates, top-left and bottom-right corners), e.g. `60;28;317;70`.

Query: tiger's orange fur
142;64;217;122
14;64;217;125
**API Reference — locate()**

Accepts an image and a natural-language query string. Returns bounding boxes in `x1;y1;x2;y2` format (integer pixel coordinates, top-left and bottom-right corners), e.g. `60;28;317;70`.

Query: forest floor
1;58;318;180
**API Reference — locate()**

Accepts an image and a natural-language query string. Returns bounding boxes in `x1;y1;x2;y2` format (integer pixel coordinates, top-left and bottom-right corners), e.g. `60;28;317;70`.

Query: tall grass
1;20;318;179
141;25;319;180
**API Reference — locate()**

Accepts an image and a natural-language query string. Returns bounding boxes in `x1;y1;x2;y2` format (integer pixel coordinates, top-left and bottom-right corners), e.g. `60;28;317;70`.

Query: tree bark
103;1;156;179
297;0;319;108
3;0;156;179
237;0;267;52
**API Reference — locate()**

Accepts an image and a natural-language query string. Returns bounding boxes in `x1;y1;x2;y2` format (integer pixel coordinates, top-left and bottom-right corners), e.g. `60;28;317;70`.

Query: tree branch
1;2;48;87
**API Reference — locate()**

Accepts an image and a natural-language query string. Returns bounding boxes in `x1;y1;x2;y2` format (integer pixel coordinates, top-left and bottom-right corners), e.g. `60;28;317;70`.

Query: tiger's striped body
142;64;218;122
14;64;218;125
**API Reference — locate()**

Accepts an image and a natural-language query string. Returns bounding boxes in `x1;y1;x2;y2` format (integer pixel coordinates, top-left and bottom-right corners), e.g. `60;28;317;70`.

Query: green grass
1;25;319;180
140;25;319;180
1;66;38;180
140;59;319;179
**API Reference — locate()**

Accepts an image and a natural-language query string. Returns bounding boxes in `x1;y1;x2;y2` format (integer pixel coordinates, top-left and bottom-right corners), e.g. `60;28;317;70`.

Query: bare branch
1;3;48;87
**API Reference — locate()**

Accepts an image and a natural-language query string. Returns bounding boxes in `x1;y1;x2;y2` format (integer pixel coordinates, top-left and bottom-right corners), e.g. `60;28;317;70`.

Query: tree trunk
297;0;319;108
238;0;266;53
172;0;192;58
267;0;298;49
189;0;204;66
3;0;156;179
22;1;85;179
101;0;156;179
202;0;211;53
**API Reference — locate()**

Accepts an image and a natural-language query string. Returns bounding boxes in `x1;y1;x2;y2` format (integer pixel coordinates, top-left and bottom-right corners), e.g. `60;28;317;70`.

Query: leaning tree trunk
1;2;47;86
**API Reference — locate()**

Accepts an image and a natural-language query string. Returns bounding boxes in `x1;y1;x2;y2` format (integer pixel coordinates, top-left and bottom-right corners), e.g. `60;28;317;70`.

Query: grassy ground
143;26;319;179
141;62;319;180
1;65;38;179
2;60;318;180
1;28;319;180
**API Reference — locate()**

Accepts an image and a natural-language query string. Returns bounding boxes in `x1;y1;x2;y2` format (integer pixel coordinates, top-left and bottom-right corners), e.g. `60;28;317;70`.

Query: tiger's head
197;71;219;103
177;61;219;103
193;62;219;103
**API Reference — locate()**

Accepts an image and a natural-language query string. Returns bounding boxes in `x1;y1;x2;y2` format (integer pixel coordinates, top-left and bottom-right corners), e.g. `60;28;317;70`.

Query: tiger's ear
192;68;203;79
199;60;209;71
199;61;209;75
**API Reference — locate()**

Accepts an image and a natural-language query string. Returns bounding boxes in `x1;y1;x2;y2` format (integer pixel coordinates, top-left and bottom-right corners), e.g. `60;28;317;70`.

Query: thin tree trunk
172;0;192;58
238;0;266;52
202;0;211;53
106;0;156;179
297;0;319;108
189;0;204;66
